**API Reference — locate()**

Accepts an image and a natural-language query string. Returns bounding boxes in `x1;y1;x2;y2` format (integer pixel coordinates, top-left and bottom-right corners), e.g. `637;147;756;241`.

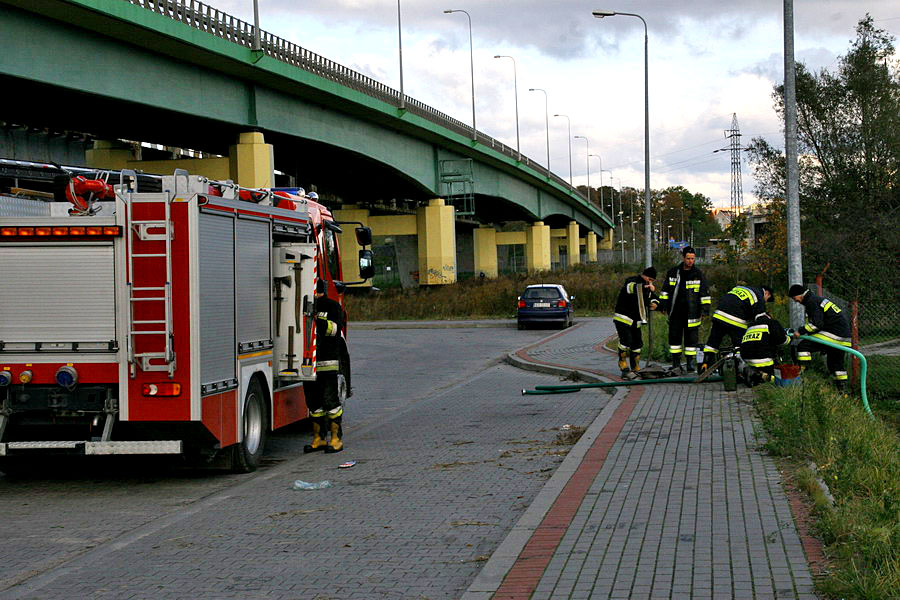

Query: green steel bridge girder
0;0;612;234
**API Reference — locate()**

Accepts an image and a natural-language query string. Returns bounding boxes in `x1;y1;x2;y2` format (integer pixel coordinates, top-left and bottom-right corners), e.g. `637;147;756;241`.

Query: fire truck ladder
123;169;179;378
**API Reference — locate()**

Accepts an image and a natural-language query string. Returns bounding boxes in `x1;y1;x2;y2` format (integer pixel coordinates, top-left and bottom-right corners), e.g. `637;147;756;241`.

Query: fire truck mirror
359;249;375;280
355;226;373;247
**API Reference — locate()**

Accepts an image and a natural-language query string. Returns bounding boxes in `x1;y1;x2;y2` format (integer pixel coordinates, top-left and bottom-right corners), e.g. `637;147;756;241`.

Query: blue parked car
516;284;574;330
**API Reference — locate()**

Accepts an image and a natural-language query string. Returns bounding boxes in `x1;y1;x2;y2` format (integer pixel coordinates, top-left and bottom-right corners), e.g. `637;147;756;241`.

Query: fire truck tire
232;378;268;473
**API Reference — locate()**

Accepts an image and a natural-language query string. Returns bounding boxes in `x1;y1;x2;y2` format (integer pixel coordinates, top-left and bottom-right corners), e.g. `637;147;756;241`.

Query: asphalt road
0;322;613;600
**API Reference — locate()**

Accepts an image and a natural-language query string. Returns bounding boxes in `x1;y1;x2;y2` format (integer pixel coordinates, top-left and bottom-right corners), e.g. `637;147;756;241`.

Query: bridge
0;0;616;284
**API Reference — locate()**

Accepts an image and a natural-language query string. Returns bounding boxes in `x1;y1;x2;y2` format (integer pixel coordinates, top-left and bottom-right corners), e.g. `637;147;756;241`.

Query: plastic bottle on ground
292;479;332;490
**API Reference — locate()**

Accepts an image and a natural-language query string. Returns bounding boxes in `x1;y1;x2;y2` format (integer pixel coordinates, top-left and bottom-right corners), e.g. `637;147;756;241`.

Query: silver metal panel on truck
198;212;236;390
235;217;271;350
0;244;115;343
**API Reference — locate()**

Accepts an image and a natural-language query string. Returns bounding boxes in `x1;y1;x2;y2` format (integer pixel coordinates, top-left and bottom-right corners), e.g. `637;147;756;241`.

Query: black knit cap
642;266;657;279
788;284;807;297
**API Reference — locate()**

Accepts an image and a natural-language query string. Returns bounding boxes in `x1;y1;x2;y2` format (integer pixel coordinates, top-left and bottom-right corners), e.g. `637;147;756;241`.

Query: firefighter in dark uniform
659;246;711;372
789;284;852;389
303;279;346;454
613;267;660;377
739;313;789;386
700;285;774;373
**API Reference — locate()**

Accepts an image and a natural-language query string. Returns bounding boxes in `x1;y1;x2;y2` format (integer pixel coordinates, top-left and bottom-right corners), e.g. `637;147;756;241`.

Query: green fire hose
522;375;723;395
798;334;872;418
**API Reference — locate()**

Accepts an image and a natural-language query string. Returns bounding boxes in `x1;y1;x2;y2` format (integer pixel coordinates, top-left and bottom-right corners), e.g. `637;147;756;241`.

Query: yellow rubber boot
630;351;642;373
618;350;629;374
325;420;343;453
303;418;327;453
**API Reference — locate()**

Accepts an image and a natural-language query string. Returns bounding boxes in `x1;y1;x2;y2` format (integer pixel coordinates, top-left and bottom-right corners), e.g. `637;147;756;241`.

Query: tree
747;15;900;301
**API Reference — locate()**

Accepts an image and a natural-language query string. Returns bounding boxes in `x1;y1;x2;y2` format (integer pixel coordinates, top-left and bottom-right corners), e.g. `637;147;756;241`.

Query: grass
754;374;900;599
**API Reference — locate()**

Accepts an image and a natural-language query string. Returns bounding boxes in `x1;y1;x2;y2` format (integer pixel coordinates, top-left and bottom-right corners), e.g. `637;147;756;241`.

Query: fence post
850;299;860;387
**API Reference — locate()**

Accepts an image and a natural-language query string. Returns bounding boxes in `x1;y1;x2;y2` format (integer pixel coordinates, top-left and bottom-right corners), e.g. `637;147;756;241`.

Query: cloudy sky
214;1;897;207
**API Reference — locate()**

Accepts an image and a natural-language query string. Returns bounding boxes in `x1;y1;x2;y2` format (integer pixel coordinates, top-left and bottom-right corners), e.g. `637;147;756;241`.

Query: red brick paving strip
492;386;644;600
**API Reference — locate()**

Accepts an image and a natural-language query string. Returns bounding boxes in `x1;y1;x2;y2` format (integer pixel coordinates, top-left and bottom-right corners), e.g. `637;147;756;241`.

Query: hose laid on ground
522;375;724;395
797;334;872;418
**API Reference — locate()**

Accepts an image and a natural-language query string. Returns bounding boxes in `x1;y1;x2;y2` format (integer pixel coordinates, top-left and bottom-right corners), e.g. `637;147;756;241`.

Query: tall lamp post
601;168;613;217
588;153;604;214
529;88;550;171
397;0;405;110
252;0;261;51
574;135;590;207
553;114;573;185
593;10;651;269
494;55;520;159
444;9;477;141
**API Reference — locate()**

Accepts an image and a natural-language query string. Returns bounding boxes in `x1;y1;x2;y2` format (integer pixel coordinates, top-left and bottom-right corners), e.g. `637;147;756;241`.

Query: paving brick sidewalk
466;318;818;600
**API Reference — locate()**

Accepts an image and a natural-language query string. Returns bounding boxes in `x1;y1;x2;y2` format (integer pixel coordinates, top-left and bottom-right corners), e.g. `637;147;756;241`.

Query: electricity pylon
724;113;744;215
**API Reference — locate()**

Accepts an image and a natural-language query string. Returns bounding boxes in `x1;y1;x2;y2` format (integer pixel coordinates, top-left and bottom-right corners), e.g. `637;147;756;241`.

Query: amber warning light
0;226;122;238
142;382;182;397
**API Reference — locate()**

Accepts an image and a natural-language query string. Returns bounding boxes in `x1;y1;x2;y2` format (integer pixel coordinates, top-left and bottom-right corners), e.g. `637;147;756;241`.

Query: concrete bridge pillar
229;132;274;188
567;221;580;266
417;199;456;285
473;226;498;279
526;221;551;273
599;227;614;250
85;140;136;170
586;231;598;262
334;205;372;287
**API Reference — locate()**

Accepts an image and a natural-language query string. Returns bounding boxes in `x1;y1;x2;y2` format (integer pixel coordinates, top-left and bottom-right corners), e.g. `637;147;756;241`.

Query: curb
351;320;515;330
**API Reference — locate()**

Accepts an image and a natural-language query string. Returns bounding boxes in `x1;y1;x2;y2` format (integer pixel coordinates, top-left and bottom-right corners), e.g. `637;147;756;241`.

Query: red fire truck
0;159;373;472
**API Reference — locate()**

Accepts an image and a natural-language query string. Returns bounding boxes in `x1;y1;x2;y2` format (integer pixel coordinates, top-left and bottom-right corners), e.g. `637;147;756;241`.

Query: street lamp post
252;0;261;51
601;168;613;217
553;114;573;185
529;88;550;171
593;9;651;269
494;55;520;159
444;9;476;141
397;0;405;110
574;135;590;207
589;153;604;215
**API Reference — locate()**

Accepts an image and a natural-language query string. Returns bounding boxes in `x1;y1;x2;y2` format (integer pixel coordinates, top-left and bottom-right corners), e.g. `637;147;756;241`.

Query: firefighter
303;279;346;454
613;267;660;377
700;285;773;373
739;313;789;386
788;284;852;389
659;246;711;372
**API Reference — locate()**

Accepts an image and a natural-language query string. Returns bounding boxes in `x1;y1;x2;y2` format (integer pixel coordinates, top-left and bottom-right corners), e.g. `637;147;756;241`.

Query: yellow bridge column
599;227;614;250
526;221;551;273
567;221;581;266
473;226;498;278
586;231;598;262
229;131;274;188
85;140;136;170
417;199;457;285
334;205;372;287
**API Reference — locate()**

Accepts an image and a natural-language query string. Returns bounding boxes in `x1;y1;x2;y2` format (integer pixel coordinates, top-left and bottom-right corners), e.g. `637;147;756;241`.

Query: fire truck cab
0;160;373;473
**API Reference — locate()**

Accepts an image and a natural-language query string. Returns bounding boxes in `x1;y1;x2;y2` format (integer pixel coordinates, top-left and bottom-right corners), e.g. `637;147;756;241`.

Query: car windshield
523;288;561;300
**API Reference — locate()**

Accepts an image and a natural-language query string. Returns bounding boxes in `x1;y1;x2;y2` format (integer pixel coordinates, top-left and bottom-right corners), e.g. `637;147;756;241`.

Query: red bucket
775;364;802;386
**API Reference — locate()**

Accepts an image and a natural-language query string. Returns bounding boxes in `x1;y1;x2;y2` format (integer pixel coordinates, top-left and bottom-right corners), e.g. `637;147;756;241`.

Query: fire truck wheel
232;378;269;473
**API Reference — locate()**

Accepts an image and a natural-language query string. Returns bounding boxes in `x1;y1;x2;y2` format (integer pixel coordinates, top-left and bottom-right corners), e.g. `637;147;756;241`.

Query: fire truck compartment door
0;244;116;348
272;243;316;381
198;212;237;392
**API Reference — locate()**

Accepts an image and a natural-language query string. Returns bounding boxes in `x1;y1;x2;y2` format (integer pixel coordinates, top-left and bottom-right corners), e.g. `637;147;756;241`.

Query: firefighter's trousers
796;339;848;383
307;372;343;425
703;319;746;361
667;313;699;358
614;320;643;353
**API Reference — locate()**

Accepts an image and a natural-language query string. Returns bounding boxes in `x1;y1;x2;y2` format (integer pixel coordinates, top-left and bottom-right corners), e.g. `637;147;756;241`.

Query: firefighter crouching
659;246;711;373
304;279;346;454
739;313;790;386
789;284;852;390
613;267;660;378
700;285;774;373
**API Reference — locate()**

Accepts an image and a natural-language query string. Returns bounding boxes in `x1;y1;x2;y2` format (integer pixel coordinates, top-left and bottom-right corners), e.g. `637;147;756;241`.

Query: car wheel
231;378;268;473
517;320;525;330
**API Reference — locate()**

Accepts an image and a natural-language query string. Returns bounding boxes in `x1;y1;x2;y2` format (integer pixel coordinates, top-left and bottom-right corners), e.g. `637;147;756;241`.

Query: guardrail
124;0;597;209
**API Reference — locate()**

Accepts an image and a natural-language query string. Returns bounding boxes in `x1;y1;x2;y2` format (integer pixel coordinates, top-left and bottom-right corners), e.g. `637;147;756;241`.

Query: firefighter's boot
325;419;343;453
685;355;697;373
618;350;630;376
670;353;682;374
629;351;642;373
303;418;327;453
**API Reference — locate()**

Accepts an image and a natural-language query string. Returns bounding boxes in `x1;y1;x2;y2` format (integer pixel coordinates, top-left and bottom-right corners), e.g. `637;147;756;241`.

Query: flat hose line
522;375;723;395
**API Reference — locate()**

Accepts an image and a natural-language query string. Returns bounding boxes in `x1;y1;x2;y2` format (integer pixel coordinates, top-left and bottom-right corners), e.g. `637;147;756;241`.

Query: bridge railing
125;0;595;210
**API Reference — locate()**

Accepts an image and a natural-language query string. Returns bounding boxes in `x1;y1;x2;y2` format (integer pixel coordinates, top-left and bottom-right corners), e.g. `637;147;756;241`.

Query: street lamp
397;0;405;110
444;9;476;141
553;114;573;185
494;55;520;159
618;210;626;265
252;0;261;51
602;168;613;217
589;153;604;214
593;9;651;268
574;135;590;207
529;88;550;171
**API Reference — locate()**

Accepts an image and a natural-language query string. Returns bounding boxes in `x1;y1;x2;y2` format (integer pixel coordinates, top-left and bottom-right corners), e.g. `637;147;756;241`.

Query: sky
213;1;898;208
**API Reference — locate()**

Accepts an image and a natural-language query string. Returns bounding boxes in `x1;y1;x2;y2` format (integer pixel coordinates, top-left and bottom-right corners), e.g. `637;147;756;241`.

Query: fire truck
0;159;373;473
